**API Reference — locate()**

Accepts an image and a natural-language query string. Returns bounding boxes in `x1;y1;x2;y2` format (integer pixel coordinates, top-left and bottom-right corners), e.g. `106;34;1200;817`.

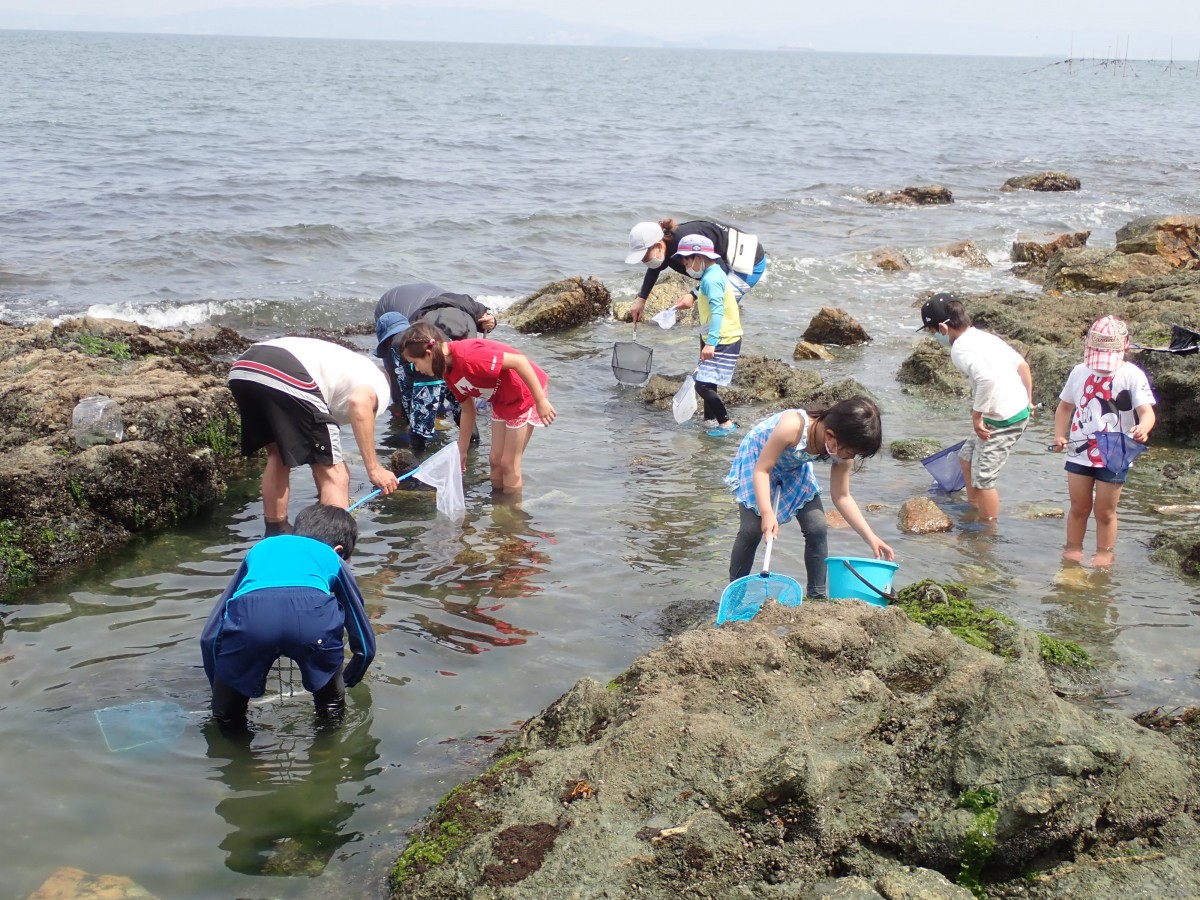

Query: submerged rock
26;867;158;899
391;601;1194;899
1001;171;1081;192
793;340;835;361
865;246;912;271
890;438;943;461
865;185;954;206
503;276;612;333
803;307;872;346
898;496;954;534
936;240;991;268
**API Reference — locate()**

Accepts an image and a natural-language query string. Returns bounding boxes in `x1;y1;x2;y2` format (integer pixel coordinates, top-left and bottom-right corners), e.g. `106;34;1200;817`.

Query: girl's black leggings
693;380;727;423
728;494;829;598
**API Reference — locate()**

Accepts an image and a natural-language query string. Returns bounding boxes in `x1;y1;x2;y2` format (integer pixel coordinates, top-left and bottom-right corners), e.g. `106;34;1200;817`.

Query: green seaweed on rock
957;786;1000;898
390;752;528;893
895;579;1092;669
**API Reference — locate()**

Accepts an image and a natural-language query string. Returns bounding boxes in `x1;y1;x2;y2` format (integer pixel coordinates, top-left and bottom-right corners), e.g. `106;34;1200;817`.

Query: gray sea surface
2;30;1199;898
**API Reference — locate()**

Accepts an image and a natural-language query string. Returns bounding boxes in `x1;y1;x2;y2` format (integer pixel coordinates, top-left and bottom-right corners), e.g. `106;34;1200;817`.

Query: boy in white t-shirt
917;293;1033;521
1051;316;1156;567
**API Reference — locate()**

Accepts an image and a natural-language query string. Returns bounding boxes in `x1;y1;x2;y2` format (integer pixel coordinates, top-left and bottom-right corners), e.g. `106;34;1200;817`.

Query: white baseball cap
625;221;665;265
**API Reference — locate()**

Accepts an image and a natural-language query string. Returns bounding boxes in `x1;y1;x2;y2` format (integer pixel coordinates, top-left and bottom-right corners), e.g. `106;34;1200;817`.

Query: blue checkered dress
725;410;823;523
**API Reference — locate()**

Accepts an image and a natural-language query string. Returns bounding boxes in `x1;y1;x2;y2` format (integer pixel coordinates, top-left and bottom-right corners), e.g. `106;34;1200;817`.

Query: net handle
760;484;781;576
842;559;898;602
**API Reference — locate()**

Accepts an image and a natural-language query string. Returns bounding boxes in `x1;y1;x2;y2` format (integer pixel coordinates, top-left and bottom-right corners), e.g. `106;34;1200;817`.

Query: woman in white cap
625;218;768;323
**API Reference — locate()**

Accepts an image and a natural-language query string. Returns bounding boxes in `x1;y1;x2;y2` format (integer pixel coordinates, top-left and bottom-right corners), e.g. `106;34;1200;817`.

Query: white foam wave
476;293;522;312
84;300;238;328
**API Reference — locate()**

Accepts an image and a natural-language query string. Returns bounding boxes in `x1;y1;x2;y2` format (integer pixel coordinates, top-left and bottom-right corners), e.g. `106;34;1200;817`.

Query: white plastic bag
672;375;697;424
651;308;676;329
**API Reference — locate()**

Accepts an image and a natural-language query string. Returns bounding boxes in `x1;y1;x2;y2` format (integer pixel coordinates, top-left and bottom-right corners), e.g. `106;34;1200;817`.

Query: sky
1;0;1198;57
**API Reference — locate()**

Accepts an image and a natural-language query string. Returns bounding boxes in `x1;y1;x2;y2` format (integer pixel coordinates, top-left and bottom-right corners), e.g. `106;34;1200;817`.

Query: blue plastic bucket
826;557;899;606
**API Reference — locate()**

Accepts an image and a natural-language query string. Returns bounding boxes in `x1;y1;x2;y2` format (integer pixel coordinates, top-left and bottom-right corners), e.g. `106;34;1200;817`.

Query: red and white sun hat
1085;315;1129;373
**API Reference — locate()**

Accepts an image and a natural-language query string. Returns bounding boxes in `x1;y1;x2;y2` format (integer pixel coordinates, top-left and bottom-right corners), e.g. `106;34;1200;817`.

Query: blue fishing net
921;440;967;493
717;573;803;625
1093;431;1147;475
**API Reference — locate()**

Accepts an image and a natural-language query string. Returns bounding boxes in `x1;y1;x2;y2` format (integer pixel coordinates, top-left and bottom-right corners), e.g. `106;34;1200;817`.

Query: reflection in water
362;501;550;658
1040;562;1121;670
204;693;380;877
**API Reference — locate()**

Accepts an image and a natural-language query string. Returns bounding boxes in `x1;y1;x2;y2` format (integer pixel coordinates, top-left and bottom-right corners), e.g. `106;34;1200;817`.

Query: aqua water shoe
706;422;739;437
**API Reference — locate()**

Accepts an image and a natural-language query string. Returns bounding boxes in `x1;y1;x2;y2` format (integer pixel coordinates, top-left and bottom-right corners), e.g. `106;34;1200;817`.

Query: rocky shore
388;589;1200;900
0;317;251;598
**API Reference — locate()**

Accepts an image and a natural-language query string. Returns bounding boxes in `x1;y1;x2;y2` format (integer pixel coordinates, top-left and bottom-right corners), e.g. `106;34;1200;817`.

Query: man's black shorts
228;344;342;468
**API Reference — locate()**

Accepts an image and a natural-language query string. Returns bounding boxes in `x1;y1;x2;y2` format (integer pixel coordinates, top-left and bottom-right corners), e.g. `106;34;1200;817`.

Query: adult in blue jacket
200;504;376;729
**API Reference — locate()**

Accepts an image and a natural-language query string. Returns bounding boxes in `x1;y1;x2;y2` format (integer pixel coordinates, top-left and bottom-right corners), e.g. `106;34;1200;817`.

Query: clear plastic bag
72;395;124;448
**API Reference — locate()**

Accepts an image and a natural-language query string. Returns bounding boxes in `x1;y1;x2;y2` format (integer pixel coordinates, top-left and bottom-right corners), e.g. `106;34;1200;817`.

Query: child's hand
700;344;716;361
459;448;469;473
1129;423;1150;442
536;398;556;426
760;513;779;541
674;292;695;310
870;538;896;561
1050;436;1067;452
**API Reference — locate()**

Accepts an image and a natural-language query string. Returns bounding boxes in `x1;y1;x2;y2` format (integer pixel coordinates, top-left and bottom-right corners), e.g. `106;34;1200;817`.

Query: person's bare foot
1092;548;1115;568
1062;544;1084;563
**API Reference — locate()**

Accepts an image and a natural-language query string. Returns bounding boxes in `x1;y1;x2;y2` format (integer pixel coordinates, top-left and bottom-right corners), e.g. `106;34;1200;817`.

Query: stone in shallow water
26;867;157;900
897;497;953;534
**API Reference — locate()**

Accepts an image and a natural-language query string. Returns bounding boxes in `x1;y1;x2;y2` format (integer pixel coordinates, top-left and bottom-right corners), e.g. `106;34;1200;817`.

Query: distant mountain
0;3;770;49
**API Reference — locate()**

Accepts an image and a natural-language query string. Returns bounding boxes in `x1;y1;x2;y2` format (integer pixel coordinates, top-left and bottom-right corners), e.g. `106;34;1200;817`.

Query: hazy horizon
1;0;1198;58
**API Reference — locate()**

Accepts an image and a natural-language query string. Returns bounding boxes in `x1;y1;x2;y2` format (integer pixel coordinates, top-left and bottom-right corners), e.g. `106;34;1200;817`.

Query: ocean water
2;30;1200;898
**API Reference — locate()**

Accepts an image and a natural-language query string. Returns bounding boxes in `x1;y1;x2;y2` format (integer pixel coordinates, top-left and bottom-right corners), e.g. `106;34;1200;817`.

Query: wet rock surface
502;276;612;333
0;318;250;597
638;355;875;419
897;497;954;534
1001;171;1081;192
936;240;991;268
865;185;954;206
391;601;1200;899
25;867;158;899
612;272;699;326
803;307;872;346
793;340;835;361
865;247;912;271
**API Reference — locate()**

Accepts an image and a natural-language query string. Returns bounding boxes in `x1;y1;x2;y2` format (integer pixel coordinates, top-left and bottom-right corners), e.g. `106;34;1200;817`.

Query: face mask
935;332;951;348
645;253;665;269
685;262;705;279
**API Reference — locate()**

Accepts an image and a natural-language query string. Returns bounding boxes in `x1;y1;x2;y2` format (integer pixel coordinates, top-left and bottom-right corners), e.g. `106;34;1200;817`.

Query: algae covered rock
0;318;248;597
896;342;968;397
1001;171;1081;192
503;276;612;333
890;438;943;461
392;599;1194;900
1044;247;1173;293
865;185;954;206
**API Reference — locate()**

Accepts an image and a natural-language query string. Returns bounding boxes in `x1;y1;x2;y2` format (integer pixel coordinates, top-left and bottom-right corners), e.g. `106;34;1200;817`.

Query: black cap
916;292;960;331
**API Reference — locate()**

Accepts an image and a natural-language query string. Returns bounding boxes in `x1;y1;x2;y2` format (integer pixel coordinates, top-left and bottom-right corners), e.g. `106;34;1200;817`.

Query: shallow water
2;32;1200;899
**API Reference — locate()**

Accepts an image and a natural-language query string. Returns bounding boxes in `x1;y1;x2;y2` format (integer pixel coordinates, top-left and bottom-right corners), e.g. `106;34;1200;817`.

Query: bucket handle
841;559;898;603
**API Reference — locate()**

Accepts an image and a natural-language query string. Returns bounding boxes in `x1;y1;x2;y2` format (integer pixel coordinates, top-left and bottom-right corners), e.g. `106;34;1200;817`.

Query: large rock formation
1115;215;1200;267
502;276;612;333
0;318;249;597
390;600;1200;899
